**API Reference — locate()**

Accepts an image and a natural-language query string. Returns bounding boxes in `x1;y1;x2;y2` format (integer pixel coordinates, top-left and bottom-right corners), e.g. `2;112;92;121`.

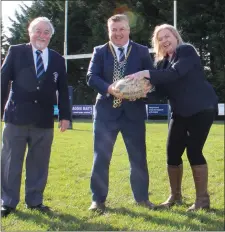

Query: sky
2;1;33;36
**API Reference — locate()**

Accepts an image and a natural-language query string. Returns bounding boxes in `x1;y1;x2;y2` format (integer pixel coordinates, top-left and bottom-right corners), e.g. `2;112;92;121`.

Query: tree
176;0;225;102
1;22;9;64
3;0;225;103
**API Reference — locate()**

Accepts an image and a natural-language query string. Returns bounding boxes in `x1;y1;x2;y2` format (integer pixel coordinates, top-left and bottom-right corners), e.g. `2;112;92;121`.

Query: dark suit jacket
149;44;218;117
87;41;154;121
1;43;70;128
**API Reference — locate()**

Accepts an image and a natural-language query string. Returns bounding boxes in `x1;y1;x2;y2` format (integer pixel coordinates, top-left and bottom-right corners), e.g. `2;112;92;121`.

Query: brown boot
187;164;210;211
158;164;183;208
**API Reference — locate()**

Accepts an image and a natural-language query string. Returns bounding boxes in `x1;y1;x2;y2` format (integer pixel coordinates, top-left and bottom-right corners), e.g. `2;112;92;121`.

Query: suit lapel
106;43;115;75
166;53;177;68
43;48;52;78
157;53;177;70
25;44;53;81
124;41;133;75
157;58;168;69
37;48;52;81
125;40;132;62
25;43;37;78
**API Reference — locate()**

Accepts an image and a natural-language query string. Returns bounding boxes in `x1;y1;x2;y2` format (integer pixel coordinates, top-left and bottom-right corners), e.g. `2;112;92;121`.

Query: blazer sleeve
57;57;71;121
86;47;110;95
145;58;168;102
149;44;200;85
1;46;14;117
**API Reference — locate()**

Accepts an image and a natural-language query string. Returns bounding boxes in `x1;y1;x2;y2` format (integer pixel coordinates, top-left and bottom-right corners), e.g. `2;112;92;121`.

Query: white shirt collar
110;40;129;52
32;45;49;71
110;40;130;61
32;45;48;55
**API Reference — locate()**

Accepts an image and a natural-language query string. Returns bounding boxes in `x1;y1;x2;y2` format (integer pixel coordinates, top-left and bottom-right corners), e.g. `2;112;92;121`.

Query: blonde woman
126;24;218;211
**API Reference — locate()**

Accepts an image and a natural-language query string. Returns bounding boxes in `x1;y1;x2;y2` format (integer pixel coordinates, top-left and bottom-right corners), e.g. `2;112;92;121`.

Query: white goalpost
63;0;177;125
64;48;154;60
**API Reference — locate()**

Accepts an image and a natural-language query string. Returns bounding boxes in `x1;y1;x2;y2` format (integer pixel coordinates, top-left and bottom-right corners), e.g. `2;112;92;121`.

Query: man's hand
108;84;124;99
59;120;70;132
124;70;153;97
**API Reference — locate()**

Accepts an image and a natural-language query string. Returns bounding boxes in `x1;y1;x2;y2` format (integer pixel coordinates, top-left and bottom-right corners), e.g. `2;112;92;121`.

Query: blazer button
34;100;38;103
37;87;40;90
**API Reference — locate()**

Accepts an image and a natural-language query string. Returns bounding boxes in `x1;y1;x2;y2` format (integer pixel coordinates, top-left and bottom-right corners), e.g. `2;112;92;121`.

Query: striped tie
118;47;125;62
36;50;45;78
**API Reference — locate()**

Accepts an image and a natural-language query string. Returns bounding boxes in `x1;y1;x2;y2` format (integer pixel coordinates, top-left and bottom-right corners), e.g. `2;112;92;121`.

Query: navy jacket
149;44;218;117
1;43;70;128
87;41;153;121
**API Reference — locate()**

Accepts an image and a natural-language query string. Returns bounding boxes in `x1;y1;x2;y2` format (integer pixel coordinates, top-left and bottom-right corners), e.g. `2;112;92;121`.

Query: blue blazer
1;43;71;128
149;44;218;117
87;41;154;121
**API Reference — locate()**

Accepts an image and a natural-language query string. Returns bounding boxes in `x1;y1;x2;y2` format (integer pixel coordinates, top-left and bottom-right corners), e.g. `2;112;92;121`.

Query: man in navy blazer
1;17;70;217
86;14;155;212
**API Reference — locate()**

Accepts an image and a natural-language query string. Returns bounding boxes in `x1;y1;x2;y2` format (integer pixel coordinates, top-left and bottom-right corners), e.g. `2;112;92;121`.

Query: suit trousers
91;113;149;203
167;109;216;166
1;123;53;208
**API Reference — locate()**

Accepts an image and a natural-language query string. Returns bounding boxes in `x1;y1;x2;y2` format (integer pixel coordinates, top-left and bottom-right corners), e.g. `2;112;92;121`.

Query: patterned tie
36;50;45;78
118;47;125;62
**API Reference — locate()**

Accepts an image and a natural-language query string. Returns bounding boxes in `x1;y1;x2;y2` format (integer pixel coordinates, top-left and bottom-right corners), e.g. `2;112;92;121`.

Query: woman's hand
125;70;150;81
125;70;153;97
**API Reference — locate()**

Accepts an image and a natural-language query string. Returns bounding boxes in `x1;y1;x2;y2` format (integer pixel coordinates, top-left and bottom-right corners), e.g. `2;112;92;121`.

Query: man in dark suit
86;14;155;212
1;17;71;217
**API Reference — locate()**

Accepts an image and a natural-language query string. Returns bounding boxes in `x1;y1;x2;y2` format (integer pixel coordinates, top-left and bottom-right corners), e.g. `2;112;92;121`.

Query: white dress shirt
110;40;129;62
32;46;49;73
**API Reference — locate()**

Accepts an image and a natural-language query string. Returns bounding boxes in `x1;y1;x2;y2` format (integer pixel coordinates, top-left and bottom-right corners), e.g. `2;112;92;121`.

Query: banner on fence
55;104;168;116
54;104;224;116
72;105;93;115
147;104;168;116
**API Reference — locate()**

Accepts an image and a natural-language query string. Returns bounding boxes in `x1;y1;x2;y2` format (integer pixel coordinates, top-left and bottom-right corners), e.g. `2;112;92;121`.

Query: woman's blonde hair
151;24;183;63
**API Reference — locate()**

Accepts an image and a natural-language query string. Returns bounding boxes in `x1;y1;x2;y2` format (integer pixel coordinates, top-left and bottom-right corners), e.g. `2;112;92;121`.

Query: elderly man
1;17;70;217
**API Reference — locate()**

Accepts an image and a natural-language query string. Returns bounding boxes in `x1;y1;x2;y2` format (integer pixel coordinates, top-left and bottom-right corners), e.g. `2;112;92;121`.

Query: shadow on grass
2;206;224;231
176;207;225;230
13;210;126;231
174;206;224;216
106;206;225;231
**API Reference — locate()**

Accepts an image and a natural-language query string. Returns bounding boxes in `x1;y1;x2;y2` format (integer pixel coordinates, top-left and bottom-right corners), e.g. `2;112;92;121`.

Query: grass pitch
1;121;224;231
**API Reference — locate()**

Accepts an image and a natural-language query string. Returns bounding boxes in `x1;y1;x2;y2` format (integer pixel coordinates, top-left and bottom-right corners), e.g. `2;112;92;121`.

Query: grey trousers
1;123;54;208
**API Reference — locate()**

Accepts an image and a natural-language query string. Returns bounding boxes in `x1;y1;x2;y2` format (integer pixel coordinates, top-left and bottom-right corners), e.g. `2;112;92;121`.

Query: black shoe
136;200;156;210
27;204;50;212
1;205;15;217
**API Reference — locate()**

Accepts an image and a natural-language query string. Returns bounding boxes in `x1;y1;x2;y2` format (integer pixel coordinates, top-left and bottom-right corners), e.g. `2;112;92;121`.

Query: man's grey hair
107;14;130;28
28;17;55;35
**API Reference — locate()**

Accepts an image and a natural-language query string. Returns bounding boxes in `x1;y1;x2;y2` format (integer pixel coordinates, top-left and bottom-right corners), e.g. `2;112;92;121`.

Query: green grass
1;120;224;231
